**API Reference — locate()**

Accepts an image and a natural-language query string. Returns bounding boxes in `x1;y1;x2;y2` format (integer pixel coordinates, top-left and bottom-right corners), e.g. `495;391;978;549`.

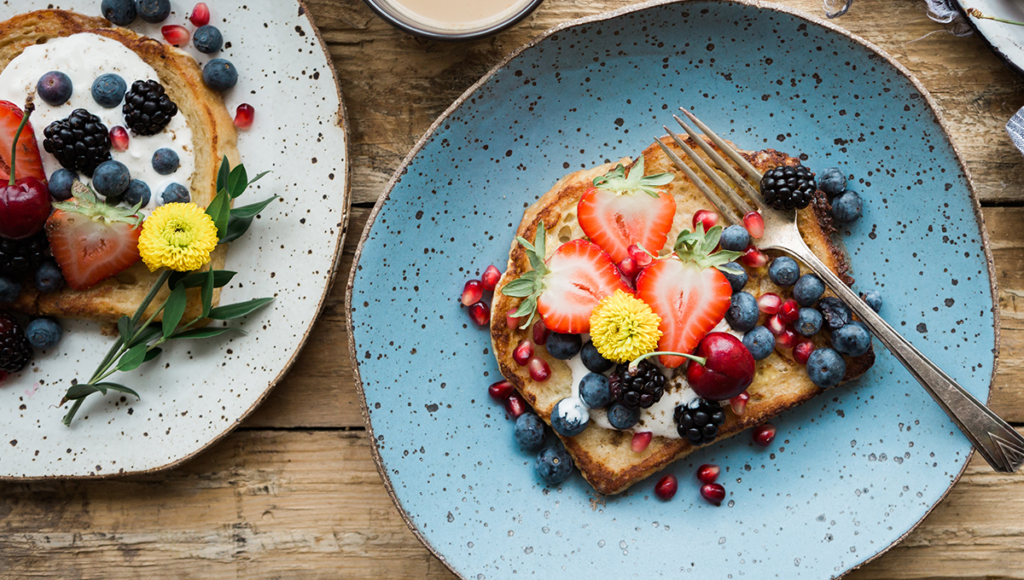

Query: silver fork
655;108;1024;473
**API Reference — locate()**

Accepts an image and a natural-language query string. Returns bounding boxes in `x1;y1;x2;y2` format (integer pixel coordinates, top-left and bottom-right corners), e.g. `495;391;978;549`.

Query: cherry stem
629;351;706;372
8;101;33;187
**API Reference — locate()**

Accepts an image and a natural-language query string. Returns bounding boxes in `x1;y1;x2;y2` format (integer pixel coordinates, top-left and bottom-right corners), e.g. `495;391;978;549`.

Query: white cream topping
0;33;194;211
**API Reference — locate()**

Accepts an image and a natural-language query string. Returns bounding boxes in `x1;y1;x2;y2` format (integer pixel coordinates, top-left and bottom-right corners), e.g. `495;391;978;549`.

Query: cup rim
361;0;547;41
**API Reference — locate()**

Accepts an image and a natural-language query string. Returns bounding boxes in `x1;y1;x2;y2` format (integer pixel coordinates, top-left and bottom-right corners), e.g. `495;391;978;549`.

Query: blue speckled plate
346;1;997;577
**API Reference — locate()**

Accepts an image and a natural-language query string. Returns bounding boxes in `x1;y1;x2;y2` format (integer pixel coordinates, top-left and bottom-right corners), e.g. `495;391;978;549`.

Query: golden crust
490;135;874;495
0;10;239;323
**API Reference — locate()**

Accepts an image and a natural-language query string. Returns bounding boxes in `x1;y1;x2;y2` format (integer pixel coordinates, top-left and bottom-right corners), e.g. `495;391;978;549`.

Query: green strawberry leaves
592;156;674;198
673;223;743;269
501;222;549;329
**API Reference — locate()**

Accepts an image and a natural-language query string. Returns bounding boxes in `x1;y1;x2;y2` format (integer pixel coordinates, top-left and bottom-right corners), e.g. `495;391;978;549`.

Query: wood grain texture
3;0;1024;578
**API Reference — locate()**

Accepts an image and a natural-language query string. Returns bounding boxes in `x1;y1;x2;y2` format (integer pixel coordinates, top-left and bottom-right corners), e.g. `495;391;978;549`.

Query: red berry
527;357;550;382
506;311;523;330
190;2;211;26
697;463;720;484
752;423;777;447
513;339;533;366
779;299;800;323
775;328;797;350
618;256;639;278
654;474;678;500
505;393;527;418
729;392;749;416
740;245;768;268
686;332;755;401
743;211;765;238
766;314;787;336
532;321;550;346
700;483;726;505
161;25;190;46
758;293;782;315
461;279;483;306
488;380;513;401
468;301;489;327
692;209;719;232
631;431;653;453
481;265;501;291
793;339;815;365
109;126;129;152
234;104;255;130
627;244;652;268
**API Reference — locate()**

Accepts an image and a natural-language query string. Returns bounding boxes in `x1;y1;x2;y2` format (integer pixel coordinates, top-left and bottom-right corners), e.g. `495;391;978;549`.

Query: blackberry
760;164;816;210
608;360;666;409
42;109;112;177
0;232;50;278
0;312;31;372
122;80;178;136
674;398;727;445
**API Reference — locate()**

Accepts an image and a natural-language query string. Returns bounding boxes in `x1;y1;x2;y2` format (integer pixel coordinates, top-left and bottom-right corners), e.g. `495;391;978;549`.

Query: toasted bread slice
0;10;238;324
491;135;874;495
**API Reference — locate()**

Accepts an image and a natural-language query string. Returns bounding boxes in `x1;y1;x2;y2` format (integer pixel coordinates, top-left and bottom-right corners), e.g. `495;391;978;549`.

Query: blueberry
37;71;72;106
795;307;823;337
551;397;589;437
817;297;851;331
35;261;64;293
0;277;21;303
159;183;190;205
101;0;137;25
832;321;871;356
817;167;847;198
726;291;759;332
91;73;127;108
806;347;846;389
124;180;151;207
860;289;883;313
193;25;223;53
546;332;581;360
26;318;62;350
152;148;180;175
535;445;574;485
580;340;613;373
832;191;863;223
136;0;170;23
793;273;825;307
92;160;131;197
720;261;748;293
606;402;640;430
202;58;238;92
719;224;750;252
514;413;545;451
768;256;800;286
48;168;77;201
743;326;775;361
579;373;611;409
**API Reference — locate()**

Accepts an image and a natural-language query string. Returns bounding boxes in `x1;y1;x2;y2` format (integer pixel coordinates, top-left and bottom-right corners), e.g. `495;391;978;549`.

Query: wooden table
4;0;1024;577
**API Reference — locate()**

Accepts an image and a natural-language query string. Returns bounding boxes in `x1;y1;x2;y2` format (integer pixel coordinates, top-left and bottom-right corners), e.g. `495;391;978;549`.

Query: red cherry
729;392;749;416
618;256;639;278
161;25;190;46
793;340;815;365
743;211;764;238
488;380;513;401
109;126;129;152
481;265;502;291
654;474;678;500
505;393;527;418
700;483;726;505
740;245;768;268
467;301;489;326
692;209;719;231
696;463;720;484
527;357;550;382
513;339;533;366
234;103;255;130
779;299;800;323
752;423;776;446
0;105;50;240
506;311;523;330
532;321;550;346
758;293;782;315
461;279;483;306
686;332;755;401
631;431;653;453
190;2;211;26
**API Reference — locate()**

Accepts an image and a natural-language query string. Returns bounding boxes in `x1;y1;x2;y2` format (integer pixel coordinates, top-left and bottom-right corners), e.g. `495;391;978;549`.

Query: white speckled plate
0;0;348;479
956;0;1024;76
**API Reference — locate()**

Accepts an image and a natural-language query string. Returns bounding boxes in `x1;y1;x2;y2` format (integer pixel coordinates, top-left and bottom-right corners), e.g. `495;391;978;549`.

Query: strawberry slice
0;101;45;182
501;223;630;334
46;183;142;290
635;225;743;368
577;156;676;264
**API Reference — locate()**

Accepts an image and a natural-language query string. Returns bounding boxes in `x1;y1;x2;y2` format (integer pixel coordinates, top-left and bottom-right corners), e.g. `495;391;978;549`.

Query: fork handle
783;244;1024;473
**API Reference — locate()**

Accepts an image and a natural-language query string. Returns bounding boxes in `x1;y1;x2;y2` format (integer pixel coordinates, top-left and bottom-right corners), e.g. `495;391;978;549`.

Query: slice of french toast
0;10;239;324
490;135;874;496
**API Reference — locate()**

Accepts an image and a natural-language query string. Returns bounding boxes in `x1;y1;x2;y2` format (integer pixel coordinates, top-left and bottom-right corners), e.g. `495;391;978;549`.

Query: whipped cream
0;33;194;211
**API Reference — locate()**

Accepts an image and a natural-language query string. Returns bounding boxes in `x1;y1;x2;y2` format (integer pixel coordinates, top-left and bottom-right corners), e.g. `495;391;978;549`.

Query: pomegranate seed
234;103;255;130
109;126;129;152
697;464;720;484
729;392;749;416
793;340;815;365
779;299;800;323
700;483;726;506
618;257;639;278
532;321;550;345
627;244;653;268
740;245;768;268
692;209;719;231
468;301;489;327
758;293;782;315
506;311;523;330
161;25;190;46
513;340;534;366
654;474;678;500
505;393;527;418
481;265;501;291
488;380;513;401
752;423;777;447
766;314;787;336
461;280;483;306
743;211;765;238
527;357;551;382
190;2;211;26
631;431;653;453
775;328;797;350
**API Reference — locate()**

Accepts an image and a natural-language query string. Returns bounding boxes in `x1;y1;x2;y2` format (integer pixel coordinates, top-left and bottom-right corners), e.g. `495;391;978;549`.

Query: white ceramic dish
957;0;1024;76
0;0;349;479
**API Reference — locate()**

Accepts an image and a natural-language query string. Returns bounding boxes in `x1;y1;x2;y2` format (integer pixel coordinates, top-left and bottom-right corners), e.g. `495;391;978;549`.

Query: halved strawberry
46;183;142;291
577;156;675;264
501;223;629;334
0;101;45;182
635;225;742;368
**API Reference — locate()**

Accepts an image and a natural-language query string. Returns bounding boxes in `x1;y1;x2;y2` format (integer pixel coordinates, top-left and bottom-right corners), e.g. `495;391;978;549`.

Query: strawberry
46;182;142;290
577;156;676;264
501;223;629;334
635;225;742;368
0;101;45;182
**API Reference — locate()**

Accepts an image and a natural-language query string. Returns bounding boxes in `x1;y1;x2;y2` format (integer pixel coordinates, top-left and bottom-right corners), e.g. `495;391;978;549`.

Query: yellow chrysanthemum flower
138;203;219;272
589;290;662;363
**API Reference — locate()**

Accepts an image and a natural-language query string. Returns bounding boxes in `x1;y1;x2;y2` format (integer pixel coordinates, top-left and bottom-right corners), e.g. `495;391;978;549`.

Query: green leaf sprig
671;223;743;269
591;156;674;198
500;222;549;330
